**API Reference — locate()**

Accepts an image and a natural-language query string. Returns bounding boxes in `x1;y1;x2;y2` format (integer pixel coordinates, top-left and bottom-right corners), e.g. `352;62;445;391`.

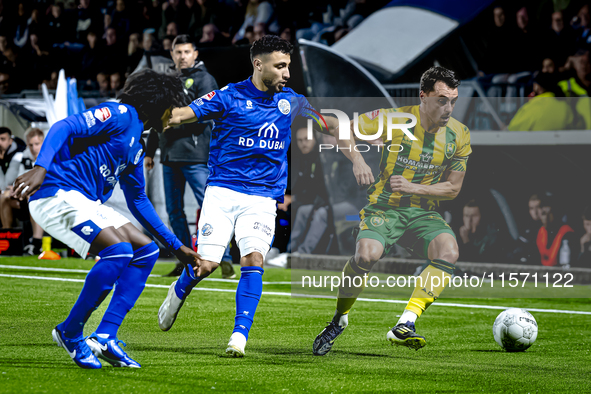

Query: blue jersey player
13;70;200;369
157;35;374;357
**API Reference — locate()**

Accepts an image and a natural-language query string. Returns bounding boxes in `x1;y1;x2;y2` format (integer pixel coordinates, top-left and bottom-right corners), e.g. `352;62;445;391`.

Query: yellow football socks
335;257;371;317
405;259;455;317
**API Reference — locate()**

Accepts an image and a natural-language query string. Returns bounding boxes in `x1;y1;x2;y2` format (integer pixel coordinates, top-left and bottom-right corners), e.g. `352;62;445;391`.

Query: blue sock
58;242;133;338
174;263;203;299
233;266;264;340
96;242;159;338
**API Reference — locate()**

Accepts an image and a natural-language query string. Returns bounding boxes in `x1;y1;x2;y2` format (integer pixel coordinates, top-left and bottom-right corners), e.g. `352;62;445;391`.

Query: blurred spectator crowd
0;0;388;97
454;193;590;269
478;1;591;101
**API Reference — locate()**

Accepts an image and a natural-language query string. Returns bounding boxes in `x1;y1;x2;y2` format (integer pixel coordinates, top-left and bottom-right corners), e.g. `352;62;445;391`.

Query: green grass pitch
0;256;590;393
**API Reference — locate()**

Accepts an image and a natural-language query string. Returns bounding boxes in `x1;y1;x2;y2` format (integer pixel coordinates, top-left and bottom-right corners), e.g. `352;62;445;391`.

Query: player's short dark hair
0;127;11;137
250;35;293;62
420;66;460;94
117;69;189;128
172;34;197;50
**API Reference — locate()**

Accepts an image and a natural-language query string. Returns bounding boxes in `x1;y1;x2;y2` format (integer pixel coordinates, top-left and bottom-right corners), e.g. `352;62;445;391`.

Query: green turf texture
0;257;590;393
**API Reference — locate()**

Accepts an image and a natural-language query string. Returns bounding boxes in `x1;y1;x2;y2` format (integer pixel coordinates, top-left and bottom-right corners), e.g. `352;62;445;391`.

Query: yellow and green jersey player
313;66;472;355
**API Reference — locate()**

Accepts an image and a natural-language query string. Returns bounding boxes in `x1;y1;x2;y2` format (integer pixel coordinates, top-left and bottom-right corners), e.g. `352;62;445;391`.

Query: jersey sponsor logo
278;99;290;115
419;152;432;163
258;122;279;138
94;107;112;122
396;155;446;176
445;142;456;159
134;149;143;165
246;100;253;109
118;105;127;114
236;122;285;150
202;91;216;101
201;223;213;236
83;111;96;128
99;164;118;187
365;110;380;120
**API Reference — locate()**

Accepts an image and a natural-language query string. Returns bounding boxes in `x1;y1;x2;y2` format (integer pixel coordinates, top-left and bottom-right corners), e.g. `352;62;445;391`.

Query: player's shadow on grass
131;344;221;356
471;349;505;353
1;343;56;349
335;350;396;358
0;358;79;369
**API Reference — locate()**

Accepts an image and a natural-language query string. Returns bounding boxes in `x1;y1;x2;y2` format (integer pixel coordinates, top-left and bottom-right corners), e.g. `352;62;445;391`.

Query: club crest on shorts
201;223;213;236
278;99;290;115
370;216;384;227
445;142;456;159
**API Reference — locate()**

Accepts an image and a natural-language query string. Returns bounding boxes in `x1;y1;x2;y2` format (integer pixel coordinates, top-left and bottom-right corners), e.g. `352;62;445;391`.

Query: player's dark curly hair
117;69;189;128
420;66;460;94
250;35;293;62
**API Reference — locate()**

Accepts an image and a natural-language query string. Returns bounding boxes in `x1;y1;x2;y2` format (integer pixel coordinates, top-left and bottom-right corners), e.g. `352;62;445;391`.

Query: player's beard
262;76;283;93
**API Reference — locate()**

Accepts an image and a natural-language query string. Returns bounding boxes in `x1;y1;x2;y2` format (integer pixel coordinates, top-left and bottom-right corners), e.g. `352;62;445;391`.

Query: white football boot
158;280;185;331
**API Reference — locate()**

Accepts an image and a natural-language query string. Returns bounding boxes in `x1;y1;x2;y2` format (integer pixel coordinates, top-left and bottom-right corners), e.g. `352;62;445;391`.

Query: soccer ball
492;308;538;352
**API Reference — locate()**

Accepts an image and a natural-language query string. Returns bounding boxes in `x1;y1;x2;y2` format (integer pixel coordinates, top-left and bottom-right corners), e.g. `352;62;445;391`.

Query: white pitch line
1;273;591;315
0;265;294;284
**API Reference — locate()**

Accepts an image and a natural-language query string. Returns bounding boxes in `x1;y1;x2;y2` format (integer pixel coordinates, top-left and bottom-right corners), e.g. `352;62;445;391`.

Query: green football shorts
357;205;455;259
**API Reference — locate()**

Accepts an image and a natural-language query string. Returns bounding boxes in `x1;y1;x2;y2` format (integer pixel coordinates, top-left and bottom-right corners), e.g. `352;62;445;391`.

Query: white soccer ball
492;308;538;352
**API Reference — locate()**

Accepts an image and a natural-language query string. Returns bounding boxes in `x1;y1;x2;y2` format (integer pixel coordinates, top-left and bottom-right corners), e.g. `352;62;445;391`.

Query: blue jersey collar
245;76;277;99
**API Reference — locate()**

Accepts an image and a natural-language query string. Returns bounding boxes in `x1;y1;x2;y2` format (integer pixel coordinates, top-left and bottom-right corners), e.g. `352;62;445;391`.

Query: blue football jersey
33;102;144;203
31;101;182;251
188;77;314;201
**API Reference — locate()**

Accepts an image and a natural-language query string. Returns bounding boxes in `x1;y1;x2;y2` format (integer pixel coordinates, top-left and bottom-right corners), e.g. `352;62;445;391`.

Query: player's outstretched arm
390;170;466;201
120;161;201;267
13;118;80;199
324;116;375;186
166;106;198;129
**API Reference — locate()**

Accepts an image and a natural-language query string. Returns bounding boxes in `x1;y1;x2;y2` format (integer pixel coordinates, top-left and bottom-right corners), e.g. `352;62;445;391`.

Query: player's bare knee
238;237;268;267
429;234;459;264
241;252;264;267
198;260;219;276
198;245;226;269
355;239;382;269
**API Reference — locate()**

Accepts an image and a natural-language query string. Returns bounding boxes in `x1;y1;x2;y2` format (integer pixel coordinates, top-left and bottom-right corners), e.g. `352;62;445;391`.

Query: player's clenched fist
165;107;197;130
166;108;183;129
390;175;413;193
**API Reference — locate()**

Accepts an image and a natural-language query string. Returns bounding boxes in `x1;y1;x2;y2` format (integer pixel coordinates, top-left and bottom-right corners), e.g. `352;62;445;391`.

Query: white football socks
397;309;418;325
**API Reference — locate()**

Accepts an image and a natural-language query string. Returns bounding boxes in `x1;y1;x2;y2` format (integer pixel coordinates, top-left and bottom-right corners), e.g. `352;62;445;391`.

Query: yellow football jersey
357;105;471;210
